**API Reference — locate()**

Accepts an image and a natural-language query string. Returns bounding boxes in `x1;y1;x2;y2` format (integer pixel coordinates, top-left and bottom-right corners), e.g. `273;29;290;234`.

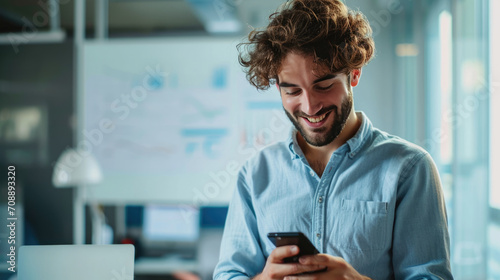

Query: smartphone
267;232;320;263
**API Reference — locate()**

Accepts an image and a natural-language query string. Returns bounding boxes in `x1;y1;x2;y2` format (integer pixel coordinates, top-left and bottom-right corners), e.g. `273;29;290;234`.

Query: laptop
140;205;199;259
18;244;135;280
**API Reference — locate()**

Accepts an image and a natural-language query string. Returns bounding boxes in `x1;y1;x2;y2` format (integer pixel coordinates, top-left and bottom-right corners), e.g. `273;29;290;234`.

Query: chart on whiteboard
82;39;290;179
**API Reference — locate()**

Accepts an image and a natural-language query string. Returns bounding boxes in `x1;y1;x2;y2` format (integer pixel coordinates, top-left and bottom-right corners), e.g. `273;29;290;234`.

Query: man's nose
300;91;322;116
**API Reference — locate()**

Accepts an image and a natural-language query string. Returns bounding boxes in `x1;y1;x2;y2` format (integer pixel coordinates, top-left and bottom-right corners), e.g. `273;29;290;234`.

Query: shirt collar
287;111;372;160
345;111;372;158
287;127;303;160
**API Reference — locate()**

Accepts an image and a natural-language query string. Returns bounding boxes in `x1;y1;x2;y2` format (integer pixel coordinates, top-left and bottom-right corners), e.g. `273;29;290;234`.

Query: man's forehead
278;52;318;70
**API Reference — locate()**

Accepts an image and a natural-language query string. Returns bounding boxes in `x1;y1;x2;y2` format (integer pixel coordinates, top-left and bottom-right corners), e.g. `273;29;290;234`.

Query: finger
299;254;346;268
284;274;318;280
298;254;329;265
272;263;327;277
268;245;300;263
172;271;200;280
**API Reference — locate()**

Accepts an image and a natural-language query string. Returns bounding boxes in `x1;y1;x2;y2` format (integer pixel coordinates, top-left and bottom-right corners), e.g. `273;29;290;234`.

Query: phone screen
267;232;320;263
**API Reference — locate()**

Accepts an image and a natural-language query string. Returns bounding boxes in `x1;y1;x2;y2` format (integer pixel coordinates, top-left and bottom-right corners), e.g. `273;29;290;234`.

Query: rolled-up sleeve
213;164;266;280
392;152;453;279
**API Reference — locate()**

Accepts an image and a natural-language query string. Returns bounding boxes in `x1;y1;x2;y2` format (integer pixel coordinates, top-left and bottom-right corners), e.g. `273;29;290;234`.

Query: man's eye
285;89;301;95
316;83;333;90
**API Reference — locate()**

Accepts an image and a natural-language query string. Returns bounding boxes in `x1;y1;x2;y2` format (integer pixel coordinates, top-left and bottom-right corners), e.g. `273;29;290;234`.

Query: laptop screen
142;205;199;243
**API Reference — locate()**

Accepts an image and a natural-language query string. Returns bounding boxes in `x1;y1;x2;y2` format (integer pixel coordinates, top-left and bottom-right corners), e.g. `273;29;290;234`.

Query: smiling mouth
303;111;330;123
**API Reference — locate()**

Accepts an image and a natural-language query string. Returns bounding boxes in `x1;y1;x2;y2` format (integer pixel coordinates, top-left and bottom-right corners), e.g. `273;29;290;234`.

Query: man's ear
350;69;362;87
275;83;280;91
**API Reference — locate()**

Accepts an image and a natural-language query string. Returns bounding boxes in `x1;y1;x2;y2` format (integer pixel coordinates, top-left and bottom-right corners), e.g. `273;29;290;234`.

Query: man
213;0;452;279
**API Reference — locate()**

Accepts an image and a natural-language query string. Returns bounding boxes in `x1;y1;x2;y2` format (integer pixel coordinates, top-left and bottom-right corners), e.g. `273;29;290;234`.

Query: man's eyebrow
313;74;337;84
278;74;337;88
278;82;298;88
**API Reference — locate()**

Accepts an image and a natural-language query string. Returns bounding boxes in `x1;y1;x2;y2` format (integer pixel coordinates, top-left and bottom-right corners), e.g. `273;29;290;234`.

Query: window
489;0;500;210
488;0;500;278
423;0;490;277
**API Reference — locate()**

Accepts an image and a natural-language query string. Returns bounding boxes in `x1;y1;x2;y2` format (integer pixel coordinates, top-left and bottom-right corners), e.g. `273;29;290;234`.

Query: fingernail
299;257;306;263
291;246;298;253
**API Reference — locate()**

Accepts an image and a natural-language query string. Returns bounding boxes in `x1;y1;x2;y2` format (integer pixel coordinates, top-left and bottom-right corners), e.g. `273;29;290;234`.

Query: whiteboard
80;37;291;204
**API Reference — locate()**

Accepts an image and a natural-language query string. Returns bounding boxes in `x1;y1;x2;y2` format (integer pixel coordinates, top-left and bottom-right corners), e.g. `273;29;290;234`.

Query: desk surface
135;255;198;275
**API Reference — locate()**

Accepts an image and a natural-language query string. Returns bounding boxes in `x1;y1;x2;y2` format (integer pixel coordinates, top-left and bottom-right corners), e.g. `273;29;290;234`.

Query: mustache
295;105;338;118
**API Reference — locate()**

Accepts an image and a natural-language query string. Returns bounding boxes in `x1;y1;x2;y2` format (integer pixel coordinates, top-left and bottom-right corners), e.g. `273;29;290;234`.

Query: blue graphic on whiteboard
183;96;226;122
182;128;228;158
213;67;227;89
146;74;165;90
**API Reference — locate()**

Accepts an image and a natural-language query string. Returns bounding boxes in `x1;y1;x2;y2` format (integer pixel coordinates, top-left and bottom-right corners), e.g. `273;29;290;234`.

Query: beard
284;90;353;147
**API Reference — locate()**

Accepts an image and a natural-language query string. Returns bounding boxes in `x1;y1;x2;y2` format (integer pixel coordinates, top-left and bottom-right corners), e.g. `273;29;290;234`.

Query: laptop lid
18;244;135;280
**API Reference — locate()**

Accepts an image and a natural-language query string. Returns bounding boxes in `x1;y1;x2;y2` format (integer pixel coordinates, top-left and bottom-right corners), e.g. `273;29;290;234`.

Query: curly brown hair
238;0;375;90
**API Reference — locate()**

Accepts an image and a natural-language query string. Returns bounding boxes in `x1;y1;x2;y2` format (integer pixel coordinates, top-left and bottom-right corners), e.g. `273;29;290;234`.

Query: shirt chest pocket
331;199;389;251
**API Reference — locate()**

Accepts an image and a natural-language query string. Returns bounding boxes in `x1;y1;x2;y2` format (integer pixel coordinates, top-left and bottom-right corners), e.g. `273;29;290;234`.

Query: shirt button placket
316;179;325;250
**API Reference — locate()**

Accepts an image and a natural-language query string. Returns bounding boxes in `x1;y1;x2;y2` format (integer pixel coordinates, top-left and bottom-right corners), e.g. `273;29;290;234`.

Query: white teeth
305;113;327;123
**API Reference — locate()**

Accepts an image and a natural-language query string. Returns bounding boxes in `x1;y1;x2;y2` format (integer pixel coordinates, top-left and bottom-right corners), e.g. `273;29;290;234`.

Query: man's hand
282;254;371;280
253;246;327;280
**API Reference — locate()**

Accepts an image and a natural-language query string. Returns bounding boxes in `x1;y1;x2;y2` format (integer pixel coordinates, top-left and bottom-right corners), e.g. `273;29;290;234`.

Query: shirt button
318;196;323;203
310;170;315;176
316;233;321;238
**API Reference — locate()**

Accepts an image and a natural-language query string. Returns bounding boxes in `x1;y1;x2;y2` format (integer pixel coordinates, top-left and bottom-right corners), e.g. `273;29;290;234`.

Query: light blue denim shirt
213;112;452;280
